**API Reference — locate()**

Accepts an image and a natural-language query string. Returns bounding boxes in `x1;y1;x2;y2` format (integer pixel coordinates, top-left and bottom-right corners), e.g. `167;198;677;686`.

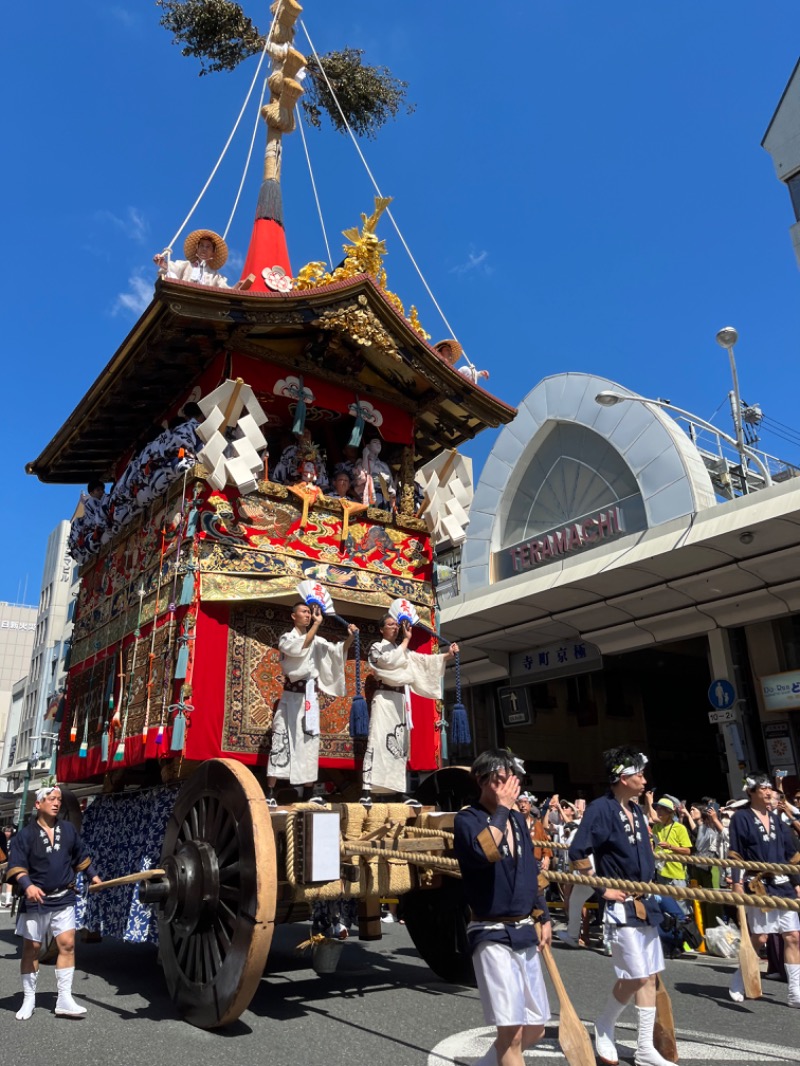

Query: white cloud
226;250;244;277
107;6;137;29
113;272;153;317
95;206;149;244
450;248;491;277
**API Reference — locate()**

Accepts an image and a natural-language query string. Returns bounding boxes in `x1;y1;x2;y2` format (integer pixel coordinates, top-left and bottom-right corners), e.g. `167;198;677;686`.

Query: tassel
348;399;366;448
348;695;369;738
348;630;369;738
450;702;471;746
171;710;186;751
155;724;165;746
101;729;109;762
174;643;190;680
449;650;471;747
292;376;307;435
174;629;191;679
69;723;78;742
79;739;88;758
186;505;199;538
179;567;196;606
439;720;449;762
113;738;125;763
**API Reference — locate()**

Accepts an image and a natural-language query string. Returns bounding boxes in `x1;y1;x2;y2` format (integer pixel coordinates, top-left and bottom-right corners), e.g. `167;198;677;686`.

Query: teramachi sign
497;506;626;579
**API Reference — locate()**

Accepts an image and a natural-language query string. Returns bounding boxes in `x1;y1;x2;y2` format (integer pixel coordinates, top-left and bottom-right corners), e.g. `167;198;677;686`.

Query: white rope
223;77;269;241
296;106;334;269
299;21;476;369
163;11;278;253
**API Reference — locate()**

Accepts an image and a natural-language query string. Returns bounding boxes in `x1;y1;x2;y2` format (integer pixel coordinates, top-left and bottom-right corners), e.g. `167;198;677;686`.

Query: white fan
297;579;334;615
388;598;420;626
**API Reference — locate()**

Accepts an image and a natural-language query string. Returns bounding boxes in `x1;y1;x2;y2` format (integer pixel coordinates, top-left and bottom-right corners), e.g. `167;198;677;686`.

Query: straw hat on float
433;339;463;365
184;229;228;270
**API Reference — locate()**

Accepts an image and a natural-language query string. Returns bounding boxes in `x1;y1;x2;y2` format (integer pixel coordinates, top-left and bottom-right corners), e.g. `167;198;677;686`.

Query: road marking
429;1024;799;1063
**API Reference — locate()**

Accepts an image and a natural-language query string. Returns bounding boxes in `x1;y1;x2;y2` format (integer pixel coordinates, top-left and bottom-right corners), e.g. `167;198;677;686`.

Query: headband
610;753;648;782
477;754;526;782
744;775;769;791
35;786;60;802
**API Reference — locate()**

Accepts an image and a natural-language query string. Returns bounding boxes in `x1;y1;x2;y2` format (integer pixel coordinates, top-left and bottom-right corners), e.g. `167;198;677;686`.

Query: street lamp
594;391;772;488
715;326;749;493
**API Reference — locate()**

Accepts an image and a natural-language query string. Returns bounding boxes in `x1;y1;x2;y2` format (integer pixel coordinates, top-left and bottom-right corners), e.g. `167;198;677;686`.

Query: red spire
240;179;293;292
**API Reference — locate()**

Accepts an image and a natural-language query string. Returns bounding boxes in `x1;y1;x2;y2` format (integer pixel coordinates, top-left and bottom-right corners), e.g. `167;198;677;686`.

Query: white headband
35;786;60;802
744;775;768;791
611;754;648;780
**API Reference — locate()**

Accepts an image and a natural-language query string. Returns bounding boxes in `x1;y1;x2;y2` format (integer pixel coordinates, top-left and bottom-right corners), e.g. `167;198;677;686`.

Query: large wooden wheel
147;759;276;1028
404;766;478;986
403;875;475;986
412;766;478;811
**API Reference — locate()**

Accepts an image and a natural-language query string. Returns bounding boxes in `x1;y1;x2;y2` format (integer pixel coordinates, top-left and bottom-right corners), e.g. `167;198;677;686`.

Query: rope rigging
158;13;477;366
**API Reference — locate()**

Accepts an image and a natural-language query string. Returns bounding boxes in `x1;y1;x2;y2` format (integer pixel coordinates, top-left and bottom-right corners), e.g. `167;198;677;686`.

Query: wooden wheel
405;767;478;985
412;766;478;811
403;876;475;986
149;759;276;1028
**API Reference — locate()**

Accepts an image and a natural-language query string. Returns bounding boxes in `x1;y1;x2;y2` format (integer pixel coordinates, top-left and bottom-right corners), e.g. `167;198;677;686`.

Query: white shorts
747;907;800;935
472;939;551;1028
16;904;76;943
606;923;664;980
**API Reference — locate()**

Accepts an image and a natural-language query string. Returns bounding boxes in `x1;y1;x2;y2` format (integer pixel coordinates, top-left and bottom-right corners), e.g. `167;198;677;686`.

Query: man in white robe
153;229;230;289
361;615;458;806
266;602;357;806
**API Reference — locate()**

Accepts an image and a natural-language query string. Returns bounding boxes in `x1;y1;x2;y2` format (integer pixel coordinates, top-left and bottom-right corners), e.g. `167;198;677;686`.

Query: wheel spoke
196;796;207;840
194;934;204;985
203;929;220;979
218;897;238;926
176;931;191;971
213;915;232;953
218;861;240;882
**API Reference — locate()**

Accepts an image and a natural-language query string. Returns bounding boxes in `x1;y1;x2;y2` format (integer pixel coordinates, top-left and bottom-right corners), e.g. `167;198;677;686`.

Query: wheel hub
141;839;220;937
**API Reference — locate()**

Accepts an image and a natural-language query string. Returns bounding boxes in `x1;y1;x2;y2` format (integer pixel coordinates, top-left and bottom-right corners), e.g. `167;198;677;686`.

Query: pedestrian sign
708;678;735;710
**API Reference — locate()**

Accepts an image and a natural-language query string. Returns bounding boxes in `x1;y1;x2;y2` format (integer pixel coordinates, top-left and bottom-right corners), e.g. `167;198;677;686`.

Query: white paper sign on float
195;378;268;495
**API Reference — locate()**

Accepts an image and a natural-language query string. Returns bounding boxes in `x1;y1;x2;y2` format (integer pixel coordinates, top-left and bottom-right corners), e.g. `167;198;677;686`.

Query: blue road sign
708;678;736;709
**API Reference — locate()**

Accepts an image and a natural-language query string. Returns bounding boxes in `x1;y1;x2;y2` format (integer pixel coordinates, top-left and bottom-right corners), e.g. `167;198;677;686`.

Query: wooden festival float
25;0;515;1028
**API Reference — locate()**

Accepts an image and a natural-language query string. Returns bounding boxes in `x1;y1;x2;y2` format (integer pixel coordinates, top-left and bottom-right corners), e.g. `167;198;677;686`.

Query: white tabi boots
54;967;87;1017
633;1006;676;1066
15;971;38;1020
729;966;745;1003
593;991;626;1065
787;962;800;1008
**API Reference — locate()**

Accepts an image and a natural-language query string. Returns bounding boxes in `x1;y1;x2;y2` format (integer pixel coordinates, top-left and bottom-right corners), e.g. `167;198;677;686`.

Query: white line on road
428;1023;799;1063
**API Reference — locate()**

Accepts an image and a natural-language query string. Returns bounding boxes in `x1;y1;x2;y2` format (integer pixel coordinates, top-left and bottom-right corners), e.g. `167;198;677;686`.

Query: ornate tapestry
224;603;383;763
199;487;434;610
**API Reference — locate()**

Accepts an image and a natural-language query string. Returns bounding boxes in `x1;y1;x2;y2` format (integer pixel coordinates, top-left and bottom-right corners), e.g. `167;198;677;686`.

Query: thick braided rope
653;852;800;875
544;869;800;911
342;840;462;874
532;840;800;875
403;826;455;841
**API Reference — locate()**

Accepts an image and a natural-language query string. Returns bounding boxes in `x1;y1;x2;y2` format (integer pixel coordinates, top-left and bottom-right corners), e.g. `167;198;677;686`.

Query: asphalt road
0;909;796;1066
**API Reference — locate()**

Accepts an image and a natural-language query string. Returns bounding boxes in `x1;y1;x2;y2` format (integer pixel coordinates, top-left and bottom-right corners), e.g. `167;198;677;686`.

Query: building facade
0;602;37;774
442;372;800;803
1;522;78;818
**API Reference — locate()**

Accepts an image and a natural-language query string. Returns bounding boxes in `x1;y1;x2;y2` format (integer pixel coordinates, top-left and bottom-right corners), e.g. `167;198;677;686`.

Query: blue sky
3;2;800;603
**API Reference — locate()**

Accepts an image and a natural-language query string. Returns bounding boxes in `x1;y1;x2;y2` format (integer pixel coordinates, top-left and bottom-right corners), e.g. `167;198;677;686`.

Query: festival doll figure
265;599;357;807
360;438;396;509
360;613;458;807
